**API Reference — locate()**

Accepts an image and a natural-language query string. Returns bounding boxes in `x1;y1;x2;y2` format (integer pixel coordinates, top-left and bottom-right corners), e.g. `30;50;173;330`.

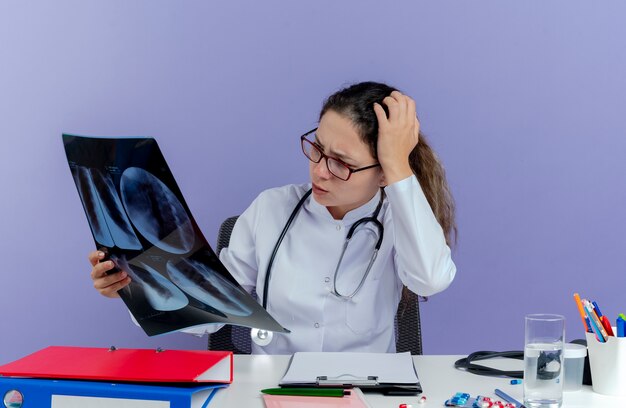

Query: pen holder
585;329;626;396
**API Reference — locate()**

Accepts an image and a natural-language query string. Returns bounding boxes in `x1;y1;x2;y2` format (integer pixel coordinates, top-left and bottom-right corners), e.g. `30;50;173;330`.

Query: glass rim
525;313;565;321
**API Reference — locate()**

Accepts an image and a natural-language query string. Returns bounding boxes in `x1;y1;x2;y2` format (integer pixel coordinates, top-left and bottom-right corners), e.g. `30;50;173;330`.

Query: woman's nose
313;157;331;179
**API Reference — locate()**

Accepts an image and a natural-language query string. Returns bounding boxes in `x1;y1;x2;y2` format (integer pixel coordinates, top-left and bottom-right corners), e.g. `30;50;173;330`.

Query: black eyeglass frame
300;128;380;181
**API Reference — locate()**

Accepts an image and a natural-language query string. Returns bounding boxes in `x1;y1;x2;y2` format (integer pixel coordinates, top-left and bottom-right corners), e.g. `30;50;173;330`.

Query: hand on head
88;250;131;298
373;90;420;185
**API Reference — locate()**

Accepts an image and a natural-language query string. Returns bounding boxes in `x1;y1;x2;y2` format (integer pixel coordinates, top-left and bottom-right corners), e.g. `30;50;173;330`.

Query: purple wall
1;1;625;363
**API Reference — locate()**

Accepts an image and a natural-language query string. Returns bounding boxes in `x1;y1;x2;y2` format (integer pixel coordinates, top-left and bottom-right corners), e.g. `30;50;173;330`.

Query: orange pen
573;293;591;332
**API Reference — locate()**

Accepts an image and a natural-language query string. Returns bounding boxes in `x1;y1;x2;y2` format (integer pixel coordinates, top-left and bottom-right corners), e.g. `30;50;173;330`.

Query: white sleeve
385;175;456;296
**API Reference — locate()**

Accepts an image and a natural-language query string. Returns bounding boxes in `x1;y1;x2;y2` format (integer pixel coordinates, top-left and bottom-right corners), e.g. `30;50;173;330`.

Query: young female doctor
88;81;457;355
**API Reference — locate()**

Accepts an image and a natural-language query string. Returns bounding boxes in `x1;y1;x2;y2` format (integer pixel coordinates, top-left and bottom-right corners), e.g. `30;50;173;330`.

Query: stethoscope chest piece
250;328;274;346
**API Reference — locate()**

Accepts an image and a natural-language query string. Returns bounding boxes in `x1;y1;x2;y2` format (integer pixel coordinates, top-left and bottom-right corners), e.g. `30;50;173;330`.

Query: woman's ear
378;170;387;187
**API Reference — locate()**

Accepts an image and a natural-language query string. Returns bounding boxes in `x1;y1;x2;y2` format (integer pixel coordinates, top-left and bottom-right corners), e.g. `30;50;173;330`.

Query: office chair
206;216;254;354
207;216;423;355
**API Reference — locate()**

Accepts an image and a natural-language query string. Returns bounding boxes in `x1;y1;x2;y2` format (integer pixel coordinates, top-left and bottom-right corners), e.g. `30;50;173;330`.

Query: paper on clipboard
279;352;419;388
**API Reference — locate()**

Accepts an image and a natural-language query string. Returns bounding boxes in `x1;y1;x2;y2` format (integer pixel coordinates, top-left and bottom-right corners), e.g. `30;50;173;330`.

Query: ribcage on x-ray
73;166;142;249
114;255;188;312
167;257;253;317
121;167;195;254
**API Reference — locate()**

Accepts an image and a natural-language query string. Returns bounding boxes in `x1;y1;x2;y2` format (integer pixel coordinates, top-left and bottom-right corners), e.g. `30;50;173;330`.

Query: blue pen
617;317;626;337
583;301;607;342
495;388;527;408
592;301;603;317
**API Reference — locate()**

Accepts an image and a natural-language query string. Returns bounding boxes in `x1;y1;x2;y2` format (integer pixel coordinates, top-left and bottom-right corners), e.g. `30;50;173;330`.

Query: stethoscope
251;187;385;346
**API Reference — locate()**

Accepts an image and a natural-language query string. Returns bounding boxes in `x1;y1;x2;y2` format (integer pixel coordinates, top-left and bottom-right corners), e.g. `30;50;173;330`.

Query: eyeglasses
300;129;380;181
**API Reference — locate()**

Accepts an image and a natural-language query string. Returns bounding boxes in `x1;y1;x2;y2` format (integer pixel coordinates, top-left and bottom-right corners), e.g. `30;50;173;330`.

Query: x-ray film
63;135;289;337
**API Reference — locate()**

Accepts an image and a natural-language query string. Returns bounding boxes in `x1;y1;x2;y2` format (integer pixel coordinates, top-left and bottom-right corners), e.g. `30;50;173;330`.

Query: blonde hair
410;134;457;246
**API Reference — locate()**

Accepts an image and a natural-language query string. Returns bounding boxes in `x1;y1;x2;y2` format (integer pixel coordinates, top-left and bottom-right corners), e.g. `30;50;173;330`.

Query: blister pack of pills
444;392;516;408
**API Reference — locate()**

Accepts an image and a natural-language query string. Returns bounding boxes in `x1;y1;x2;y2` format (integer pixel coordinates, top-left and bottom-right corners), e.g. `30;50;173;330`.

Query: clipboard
279;352;422;396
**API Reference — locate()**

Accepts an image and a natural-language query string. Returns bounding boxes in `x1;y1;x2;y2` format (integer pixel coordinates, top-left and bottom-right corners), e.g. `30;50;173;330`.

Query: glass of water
524;314;565;408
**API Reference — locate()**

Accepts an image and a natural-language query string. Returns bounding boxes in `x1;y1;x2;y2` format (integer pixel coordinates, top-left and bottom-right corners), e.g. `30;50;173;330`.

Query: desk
210;355;625;408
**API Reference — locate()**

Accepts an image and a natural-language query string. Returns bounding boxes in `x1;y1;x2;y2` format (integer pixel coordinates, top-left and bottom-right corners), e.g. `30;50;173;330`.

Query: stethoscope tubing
331;211;384;299
261;189;312;309
253;187;384;346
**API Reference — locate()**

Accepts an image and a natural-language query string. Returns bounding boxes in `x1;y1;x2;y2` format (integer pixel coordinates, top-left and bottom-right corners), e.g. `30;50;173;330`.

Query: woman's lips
312;183;328;194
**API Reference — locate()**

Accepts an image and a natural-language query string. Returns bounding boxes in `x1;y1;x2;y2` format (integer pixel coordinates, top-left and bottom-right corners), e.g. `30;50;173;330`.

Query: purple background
1;1;625;364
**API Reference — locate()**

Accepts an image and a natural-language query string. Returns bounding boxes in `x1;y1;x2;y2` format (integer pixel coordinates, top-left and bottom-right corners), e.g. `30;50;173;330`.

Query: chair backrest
207;216;253;354
207;215;423;355
395;294;423;355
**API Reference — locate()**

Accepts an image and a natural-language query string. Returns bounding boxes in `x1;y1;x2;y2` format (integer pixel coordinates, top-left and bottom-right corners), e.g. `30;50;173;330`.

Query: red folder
0;346;233;384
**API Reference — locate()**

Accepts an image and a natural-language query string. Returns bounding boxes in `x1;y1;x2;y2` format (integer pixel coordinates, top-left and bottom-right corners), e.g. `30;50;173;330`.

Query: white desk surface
210;354;625;408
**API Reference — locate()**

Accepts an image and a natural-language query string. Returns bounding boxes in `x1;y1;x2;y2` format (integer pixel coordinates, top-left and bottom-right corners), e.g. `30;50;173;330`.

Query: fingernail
108;261;114;267
98;252;104;258
120;271;127;278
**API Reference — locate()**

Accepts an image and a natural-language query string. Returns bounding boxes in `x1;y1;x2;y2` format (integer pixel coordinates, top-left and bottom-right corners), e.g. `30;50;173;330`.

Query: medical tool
252;188;384;346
